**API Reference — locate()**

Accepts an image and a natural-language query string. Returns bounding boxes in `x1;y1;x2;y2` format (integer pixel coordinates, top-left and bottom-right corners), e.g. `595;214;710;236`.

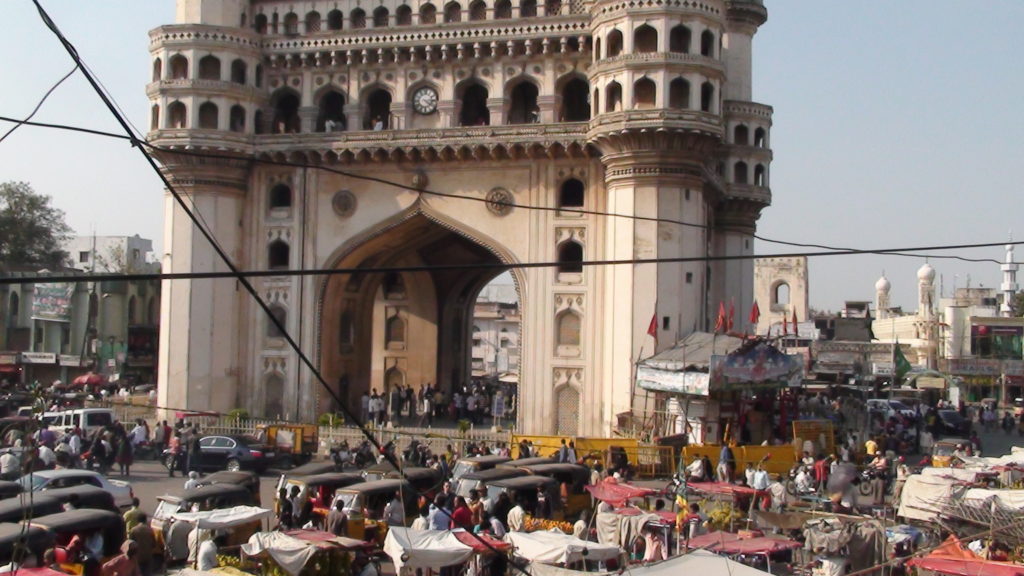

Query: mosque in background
151;0;774;434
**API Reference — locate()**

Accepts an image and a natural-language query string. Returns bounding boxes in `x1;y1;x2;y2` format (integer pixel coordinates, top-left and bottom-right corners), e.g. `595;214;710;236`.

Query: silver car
17;469;134;510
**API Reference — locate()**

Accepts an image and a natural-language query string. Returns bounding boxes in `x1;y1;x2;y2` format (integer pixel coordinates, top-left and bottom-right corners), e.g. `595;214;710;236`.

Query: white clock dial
413;87;438;114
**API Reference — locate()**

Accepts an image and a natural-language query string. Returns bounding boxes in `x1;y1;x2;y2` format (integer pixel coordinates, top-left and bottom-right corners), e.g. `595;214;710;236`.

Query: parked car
866;399;916;420
17;469;133;510
937;409;972;437
162;434;275;472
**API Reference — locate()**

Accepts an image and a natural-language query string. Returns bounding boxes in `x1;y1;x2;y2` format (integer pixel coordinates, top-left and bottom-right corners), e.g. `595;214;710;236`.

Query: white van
42;408;116;437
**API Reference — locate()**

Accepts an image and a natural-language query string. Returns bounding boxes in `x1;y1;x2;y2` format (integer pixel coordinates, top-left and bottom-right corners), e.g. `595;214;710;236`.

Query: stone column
299;106;318;133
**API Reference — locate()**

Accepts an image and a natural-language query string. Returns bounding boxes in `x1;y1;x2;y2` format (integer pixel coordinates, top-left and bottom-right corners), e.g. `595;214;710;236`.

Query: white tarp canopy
383;528;474;573
630;550;772;576
896;475;964;522
920;467;990;482
170;505;274;529
505;530;621;565
962;488;1024;510
243;532;319;576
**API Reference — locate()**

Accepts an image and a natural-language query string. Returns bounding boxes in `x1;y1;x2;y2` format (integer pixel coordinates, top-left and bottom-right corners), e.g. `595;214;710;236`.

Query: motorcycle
353;440;374;468
785;464;816;496
330;441;354;469
857;467;894;497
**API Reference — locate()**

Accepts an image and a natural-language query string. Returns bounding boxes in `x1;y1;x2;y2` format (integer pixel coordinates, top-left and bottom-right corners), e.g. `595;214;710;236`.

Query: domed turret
917;263;935;282
875;274;891;293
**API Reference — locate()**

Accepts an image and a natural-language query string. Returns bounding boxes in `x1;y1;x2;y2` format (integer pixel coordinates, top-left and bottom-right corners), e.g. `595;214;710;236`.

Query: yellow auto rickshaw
932;438;969;468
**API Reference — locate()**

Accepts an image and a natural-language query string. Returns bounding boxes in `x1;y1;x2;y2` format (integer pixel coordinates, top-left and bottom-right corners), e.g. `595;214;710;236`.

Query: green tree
0;181;72;268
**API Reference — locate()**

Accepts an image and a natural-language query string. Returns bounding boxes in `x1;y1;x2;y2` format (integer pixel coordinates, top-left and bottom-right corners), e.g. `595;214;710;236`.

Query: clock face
413;87;438;115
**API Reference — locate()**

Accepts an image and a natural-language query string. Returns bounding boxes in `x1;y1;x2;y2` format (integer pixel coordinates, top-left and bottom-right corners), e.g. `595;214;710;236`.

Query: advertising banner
20;352;56;364
31;283;75;322
710;341;804;389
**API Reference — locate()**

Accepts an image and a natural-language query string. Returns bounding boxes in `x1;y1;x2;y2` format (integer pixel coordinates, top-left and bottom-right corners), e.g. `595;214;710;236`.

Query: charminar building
152;0;774;434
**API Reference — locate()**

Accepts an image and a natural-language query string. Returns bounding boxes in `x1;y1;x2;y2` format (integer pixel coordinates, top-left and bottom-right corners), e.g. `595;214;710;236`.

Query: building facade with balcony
152;0;775;434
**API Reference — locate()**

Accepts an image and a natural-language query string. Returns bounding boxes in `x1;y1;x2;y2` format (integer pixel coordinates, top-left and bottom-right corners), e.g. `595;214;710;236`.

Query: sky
1;1;1022;312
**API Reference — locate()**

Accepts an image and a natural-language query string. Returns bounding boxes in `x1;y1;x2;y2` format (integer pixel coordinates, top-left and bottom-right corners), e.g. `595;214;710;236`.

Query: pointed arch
557;240;583;274
269;183;293;209
555;384;580;435
754;127;767;147
469;0;486;20
396;5;413;25
507;78;540;124
373;7;390;27
305;10;322;32
700;29;715;57
700;81;714;112
327;9;343;30
350;8;367;28
495;0;512;19
605;81;622;112
669;77;690;109
271;88;301;133
385;314;407;347
229;104;246;132
444;1;462;22
267;304;287;337
634;24;658;53
633;77;656;109
169;54;188;80
150;104;160;131
168;101;187;128
128;296;138;324
230;59;247;84
198;102;219;129
558;75;589;122
363;86;392;129
254;13;269;34
317;89;347;132
198;55;221;80
734;161;749;185
670;24;691;53
420;3;437;24
520;0;537;17
754;164;766;187
559;178;585;209
152;58;163;82
268;239;290;269
283;12;299;34
458;79;490;126
734;124;749;145
606;29;623;57
263;373;285;418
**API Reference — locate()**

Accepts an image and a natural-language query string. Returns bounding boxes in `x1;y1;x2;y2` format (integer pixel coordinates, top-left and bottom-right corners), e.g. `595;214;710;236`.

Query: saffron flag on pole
647;312;658;343
714;301;726;333
749;300;761;327
727;299;735;332
792;309;799;337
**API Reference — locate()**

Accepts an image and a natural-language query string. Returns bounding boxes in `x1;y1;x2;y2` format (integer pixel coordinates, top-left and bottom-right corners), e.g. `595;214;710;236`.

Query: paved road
115;460;283;517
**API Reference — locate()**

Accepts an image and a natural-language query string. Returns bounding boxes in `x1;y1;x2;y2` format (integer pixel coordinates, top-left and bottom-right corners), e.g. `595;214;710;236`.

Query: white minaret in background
1000;243;1019;317
875;273;891;319
918;263;936;321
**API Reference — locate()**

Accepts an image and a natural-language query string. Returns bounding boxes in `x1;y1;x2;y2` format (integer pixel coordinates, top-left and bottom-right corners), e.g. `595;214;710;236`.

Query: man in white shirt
0;451;20;480
383;492;405;527
67;430;82;457
197;536;218;570
506;499;525;532
184;471;200;491
37;444;56;468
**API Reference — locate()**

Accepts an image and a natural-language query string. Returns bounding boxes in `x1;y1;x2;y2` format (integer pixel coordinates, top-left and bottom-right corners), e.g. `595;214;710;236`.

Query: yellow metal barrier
682;444;797;479
510;434;565;458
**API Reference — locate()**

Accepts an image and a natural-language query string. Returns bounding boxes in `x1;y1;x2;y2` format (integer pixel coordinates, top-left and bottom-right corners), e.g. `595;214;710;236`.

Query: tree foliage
0;181;72;269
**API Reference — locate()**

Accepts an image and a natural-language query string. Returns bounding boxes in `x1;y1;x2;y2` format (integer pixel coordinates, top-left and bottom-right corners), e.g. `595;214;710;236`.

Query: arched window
364;89;392;130
559;178;584;208
734;124;749;145
444;2;461;23
148;296;158;325
339;309;355;348
606;29;623;57
754;164;766;186
386;315;406;345
520;0;537;17
254;110;264;134
557;241;583;274
556;311;581;346
268;240;290;269
306;11;322;32
383;273;407;299
271;90;301;133
670;25;691;53
734;161;748;184
150;104;160;130
152;58;162;82
198;55;221;80
459;82;490;126
420;4;437;24
318;91;346;132
700;30;714;57
469;0;486;20
267;304;287;337
255;64;264;88
350;8;366;28
508;81;539;124
754;127;766;147
385;367;405;390
230;59;247;84
669;78;690;109
127;296;137;324
264;374;284;418
254;13;268;34
168;101;187;128
592;88;600;116
198;102;218;129
560;77;590;122
229;105;246;132
271;12;279;34
283;12;299;34
396;5;413;25
269;184;292;209
634;24;658;53
633;78;656;109
495;0;512;19
700;81;714;112
169;54;188;80
605;81;622;112
327;9;343;30
373;7;389;27
545;0;561;15
594;38;602;60
7;293;19;328
773;282;790;306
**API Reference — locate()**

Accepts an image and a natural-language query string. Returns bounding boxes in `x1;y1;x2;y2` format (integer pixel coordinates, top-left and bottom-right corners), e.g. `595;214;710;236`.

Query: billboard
31;283;75;322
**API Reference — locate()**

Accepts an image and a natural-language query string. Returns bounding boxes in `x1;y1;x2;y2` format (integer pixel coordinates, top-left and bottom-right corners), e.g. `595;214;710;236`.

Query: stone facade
151;0;773;434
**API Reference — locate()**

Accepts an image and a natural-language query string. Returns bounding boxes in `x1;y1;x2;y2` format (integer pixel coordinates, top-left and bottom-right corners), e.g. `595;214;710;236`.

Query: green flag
893;341;912;383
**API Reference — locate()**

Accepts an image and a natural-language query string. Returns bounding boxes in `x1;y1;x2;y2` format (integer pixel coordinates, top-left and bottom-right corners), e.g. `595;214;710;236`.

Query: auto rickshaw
278;472;365;525
152;483;259;558
331;479;417;541
0;481;22;500
0;486;120;523
255;423;318;467
0;523;55;567
932;438;970;468
484;476;563;520
383;467;444;500
497;456;557;469
196;470;263;505
361;461;401;482
276;461;340;495
513;463;593;518
454;467;528;500
27;509;126;573
450;455;512;482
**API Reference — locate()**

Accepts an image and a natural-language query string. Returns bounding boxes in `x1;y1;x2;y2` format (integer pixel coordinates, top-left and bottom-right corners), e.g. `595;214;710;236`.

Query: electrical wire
0;65;78;144
1;239;1022;286
0;114;1009;267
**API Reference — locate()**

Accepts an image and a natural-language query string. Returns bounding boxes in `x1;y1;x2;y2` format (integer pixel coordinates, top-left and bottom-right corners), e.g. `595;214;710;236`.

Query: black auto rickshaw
454;467;528;500
0;481;22;500
27;508;126;572
0;523;55;567
196;470;263;505
361;461;401;482
498;456;557;469
0;486;119;523
484;476;562;519
384;467;444;500
450;455;512;482
513;463;592;518
279;472;365;525
331;479;417;541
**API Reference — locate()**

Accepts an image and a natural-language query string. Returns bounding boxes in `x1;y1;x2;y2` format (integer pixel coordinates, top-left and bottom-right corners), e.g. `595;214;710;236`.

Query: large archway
319;209;517;420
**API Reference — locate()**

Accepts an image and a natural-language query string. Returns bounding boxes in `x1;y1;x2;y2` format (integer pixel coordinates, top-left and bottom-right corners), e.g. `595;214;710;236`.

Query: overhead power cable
0;114;1006;267
0;65;77;144
1;239;1022;286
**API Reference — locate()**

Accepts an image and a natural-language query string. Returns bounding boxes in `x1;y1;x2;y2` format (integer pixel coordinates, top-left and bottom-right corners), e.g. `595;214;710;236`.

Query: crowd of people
357;383;512;427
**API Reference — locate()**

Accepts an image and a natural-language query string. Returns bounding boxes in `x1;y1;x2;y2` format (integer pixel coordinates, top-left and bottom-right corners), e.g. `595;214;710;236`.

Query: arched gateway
318;206;521;415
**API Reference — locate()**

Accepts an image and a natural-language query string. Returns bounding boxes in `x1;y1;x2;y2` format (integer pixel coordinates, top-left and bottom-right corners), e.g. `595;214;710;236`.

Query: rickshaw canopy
171;505;274;529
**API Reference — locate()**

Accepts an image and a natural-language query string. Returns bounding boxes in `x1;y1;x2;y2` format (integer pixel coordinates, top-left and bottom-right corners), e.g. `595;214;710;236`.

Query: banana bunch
522;514;573;534
706;503;744;531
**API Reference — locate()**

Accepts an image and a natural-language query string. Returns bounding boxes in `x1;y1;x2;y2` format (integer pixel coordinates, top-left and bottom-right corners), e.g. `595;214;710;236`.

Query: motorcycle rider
869;452;889;506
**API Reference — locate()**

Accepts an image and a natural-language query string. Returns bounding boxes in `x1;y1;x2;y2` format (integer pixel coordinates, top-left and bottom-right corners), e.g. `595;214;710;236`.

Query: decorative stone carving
332;190;357;218
485;187;514;216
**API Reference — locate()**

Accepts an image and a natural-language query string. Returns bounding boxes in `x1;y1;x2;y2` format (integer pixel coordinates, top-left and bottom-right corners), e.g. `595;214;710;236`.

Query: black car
163;435;275;472
937;410;972;437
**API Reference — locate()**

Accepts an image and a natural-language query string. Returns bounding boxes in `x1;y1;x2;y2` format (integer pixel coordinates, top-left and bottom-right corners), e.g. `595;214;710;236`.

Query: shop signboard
31;283;76;322
59;355;84;367
20;352;56;364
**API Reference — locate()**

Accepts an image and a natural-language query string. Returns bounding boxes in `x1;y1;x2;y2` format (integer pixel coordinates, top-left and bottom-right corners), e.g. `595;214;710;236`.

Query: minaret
917;263;936;321
1000;243;1019;317
875;273;891;319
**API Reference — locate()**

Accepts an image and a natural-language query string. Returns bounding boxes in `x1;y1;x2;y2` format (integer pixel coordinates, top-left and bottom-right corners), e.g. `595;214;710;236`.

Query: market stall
505;530;622;567
242;530;373;576
382;527;476;575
